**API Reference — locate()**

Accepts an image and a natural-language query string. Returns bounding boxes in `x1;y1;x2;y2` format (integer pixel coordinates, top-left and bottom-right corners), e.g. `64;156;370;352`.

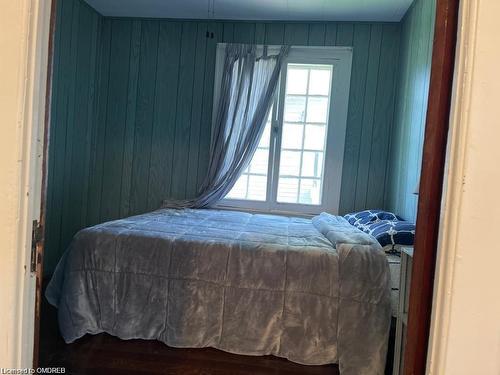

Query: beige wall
0;0;31;367
0;0;51;368
428;0;500;374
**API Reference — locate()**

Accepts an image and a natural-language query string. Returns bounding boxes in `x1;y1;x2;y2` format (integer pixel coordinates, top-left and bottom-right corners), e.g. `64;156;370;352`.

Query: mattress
46;208;391;375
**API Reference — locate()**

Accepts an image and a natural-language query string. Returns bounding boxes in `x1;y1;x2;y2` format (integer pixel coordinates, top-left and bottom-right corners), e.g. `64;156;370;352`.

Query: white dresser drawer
387;253;401;289
386;253;401;316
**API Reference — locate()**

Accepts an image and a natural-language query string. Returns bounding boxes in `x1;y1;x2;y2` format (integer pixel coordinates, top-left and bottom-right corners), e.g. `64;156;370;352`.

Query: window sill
215;200;321;218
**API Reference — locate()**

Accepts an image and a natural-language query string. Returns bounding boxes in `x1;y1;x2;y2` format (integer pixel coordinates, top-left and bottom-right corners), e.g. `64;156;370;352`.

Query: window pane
301;151;323;178
309;69;331;95
284;96;306;122
279;150;301;176
225;61;336;209
247;175;267;201
278;63;333;208
248;149;269;174
286;68;308;95
299;179;321;205
226;175;248;199
277;177;299;203
281;123;303;149
304;124;326;150
226;107;272;201
306;97;329;123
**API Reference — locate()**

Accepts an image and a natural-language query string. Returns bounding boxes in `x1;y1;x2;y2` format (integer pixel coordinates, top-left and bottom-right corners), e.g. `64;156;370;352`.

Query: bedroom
39;0;435;374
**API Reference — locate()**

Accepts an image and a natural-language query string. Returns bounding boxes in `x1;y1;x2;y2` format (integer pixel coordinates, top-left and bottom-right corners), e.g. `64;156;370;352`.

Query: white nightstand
386;252;401;317
392;247;414;375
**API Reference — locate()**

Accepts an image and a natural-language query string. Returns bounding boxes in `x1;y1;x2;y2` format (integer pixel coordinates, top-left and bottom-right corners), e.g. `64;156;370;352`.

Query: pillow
344;209;403;227
361;220;415;247
312;213;379;247
344;210;373;225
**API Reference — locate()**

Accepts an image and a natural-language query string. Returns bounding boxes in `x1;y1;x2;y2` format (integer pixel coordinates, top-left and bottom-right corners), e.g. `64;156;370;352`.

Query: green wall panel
95;18;402;218
44;0;102;275
95;19;401;220
44;2;403;274
385;0;436;221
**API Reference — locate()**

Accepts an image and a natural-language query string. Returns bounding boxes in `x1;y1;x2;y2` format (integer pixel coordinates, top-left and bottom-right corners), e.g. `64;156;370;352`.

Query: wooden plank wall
44;0;101;274
92;19;401;218
44;2;402;274
385;0;436;221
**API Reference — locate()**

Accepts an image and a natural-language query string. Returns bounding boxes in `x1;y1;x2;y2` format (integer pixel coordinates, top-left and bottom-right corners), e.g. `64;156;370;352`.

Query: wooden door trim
403;0;460;374
32;0;58;369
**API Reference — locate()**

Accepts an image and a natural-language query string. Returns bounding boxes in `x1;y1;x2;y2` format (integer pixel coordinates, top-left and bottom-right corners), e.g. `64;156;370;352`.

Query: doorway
30;0;460;374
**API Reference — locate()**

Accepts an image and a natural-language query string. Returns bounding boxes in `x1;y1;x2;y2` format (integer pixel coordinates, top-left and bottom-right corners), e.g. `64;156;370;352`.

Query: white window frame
215;45;353;216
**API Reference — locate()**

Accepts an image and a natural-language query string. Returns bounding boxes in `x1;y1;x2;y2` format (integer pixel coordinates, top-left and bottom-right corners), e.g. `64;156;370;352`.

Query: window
277;64;331;205
218;46;352;215
225;112;272;201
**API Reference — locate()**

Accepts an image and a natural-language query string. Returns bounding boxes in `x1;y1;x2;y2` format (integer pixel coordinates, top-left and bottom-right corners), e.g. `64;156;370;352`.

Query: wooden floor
40;301;340;375
40;294;395;375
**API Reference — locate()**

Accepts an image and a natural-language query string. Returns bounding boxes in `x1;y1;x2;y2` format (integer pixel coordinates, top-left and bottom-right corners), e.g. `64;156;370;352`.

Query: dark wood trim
33;0;58;369
404;0;460;374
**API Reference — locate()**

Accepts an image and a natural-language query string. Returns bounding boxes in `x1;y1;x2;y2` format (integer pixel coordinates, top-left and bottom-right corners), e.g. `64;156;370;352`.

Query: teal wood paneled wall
385;0;435;221
44;6;402;273
44;0;101;274
91;19;401;220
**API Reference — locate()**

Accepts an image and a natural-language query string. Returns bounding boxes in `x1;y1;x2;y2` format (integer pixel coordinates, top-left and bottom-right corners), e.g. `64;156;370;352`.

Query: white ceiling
84;0;414;22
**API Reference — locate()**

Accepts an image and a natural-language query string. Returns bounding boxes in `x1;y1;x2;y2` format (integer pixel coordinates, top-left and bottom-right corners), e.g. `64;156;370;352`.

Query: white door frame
427;0;500;374
0;0;53;368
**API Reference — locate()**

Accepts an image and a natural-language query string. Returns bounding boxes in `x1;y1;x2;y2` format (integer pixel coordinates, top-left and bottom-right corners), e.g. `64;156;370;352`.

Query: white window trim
214;45;353;216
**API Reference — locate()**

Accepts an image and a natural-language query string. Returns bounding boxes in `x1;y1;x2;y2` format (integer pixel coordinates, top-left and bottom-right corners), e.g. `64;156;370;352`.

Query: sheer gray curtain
164;44;289;209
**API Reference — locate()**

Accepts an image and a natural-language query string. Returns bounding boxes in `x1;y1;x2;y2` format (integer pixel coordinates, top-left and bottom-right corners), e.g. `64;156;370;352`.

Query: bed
46;208;391;375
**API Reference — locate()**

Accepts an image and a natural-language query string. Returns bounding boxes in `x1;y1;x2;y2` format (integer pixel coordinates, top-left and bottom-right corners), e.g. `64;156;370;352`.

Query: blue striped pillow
344;209;403;226
344;210;414;247
359;220;415;247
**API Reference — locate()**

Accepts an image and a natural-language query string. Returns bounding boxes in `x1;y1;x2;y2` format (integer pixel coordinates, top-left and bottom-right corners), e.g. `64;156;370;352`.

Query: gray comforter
46;209;391;375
